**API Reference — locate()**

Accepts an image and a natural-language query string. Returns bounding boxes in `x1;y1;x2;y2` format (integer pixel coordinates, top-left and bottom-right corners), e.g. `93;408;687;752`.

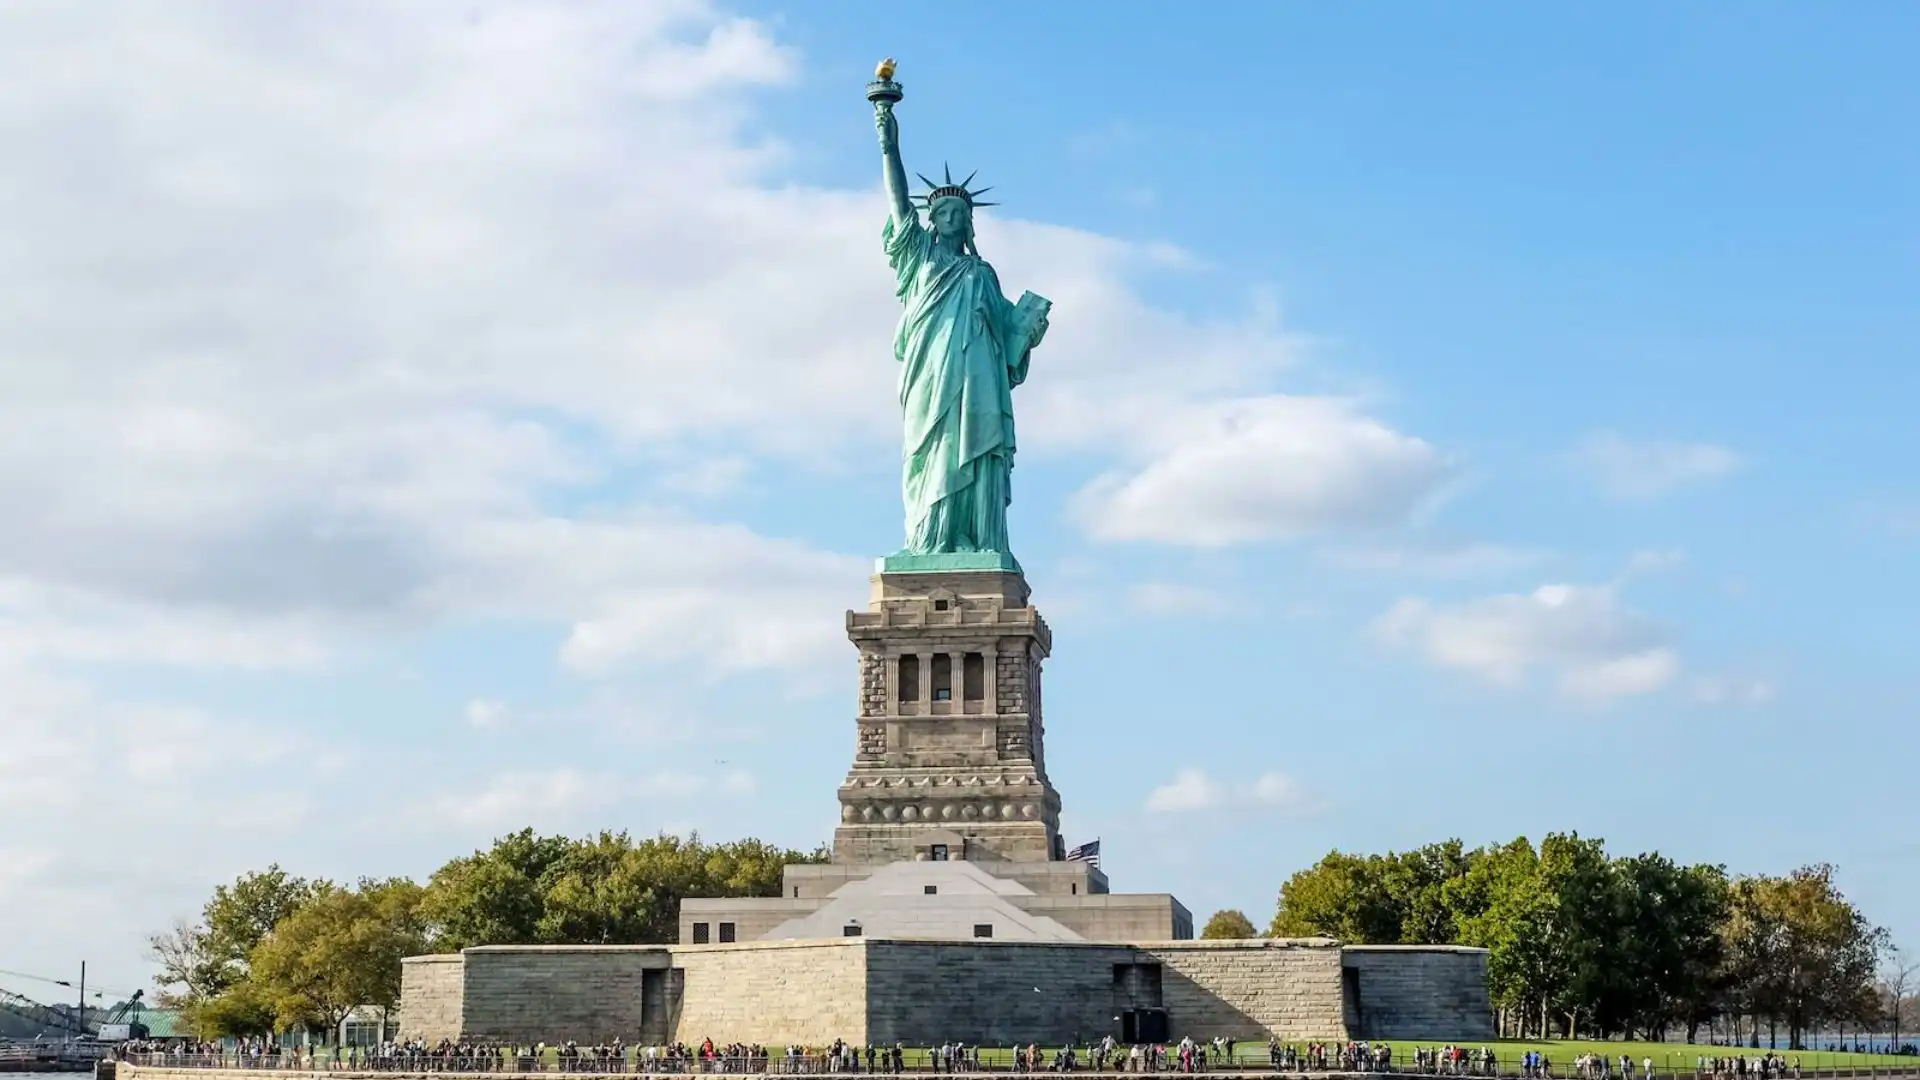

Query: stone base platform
397;938;1492;1049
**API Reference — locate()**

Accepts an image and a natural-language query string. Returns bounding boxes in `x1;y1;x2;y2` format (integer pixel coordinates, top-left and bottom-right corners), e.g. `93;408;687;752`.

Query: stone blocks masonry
399;938;1491;1046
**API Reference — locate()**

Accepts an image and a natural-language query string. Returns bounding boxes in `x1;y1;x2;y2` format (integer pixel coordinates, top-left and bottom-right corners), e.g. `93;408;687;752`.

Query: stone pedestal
835;567;1060;863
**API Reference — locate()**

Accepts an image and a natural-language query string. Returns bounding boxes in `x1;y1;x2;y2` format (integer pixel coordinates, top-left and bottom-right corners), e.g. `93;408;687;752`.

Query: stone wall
859;938;1349;1045
395;937;1490;1049
1340;945;1493;1040
672;940;868;1045
680;897;823;944
863;939;1134;1045
1146;940;1350;1042
1022;894;1188;941
396;954;463;1043
458;946;672;1045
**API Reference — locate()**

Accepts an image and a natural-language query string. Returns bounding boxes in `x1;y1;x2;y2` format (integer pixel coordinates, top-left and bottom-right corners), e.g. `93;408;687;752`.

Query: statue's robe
884;211;1032;554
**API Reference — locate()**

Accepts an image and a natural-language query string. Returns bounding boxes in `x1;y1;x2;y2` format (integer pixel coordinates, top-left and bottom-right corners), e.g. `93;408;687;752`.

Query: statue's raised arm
869;58;914;226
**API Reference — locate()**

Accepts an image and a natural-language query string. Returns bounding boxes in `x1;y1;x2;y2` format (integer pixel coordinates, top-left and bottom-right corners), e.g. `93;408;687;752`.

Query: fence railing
109;1052;1920;1080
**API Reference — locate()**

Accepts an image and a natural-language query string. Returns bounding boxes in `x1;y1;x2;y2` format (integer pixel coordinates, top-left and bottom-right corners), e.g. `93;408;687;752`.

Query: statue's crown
917;164;997;209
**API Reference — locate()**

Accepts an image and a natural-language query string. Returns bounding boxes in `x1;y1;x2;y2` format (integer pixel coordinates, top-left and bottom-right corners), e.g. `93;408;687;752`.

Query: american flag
1066;839;1101;869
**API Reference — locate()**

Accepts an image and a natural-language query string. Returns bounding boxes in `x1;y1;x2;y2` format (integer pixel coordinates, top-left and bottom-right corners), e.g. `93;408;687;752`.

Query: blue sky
1;1;1915;994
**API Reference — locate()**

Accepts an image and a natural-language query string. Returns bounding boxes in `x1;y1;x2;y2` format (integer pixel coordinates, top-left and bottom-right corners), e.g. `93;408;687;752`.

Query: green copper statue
869;59;1051;568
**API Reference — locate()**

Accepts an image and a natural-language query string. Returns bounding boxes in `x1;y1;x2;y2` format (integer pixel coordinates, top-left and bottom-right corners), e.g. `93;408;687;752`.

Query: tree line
148;830;825;1039
152;827;1905;1050
1201;834;1896;1050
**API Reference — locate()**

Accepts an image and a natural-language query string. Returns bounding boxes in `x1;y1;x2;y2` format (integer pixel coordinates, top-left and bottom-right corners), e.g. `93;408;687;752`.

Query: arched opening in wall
899;655;920;703
963;653;985;701
931;654;953;701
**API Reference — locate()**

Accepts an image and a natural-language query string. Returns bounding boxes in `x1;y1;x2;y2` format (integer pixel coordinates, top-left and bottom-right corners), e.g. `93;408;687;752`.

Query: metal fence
109;1052;1920;1080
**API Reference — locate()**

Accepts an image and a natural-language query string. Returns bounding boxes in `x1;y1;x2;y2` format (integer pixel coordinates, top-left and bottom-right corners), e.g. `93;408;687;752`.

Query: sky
2;0;1917;998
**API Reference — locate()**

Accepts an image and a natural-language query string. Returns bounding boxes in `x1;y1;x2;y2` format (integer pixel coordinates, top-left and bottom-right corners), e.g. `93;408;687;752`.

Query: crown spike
910;165;998;210
972;201;998;208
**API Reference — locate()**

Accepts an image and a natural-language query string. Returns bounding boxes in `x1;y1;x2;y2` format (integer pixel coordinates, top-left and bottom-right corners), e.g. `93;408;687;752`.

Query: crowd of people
1693;1055;1802;1079
106;1037;1834;1078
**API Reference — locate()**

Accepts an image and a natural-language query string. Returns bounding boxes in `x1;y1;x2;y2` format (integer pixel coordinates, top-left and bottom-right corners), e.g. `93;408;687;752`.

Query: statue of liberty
869;60;1050;568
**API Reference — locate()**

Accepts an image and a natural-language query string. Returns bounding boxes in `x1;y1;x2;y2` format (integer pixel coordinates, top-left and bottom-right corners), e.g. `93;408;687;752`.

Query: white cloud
657;455;754;498
1322;543;1550;578
426;769;613;830
1691;675;1778;706
1128;582;1237;617
1373;579;1680;701
0;0;1428;982
464;699;510;730
0;0;852;985
1074;397;1453;547
1573;432;1740;501
417;766;754;833
0;1;865;676
1145;769;1223;812
1145;768;1319;814
1248;772;1318;812
0;0;1395;677
0;658;330;987
1559;649;1682;699
0;578;331;671
1622;548;1687;577
434;512;863;675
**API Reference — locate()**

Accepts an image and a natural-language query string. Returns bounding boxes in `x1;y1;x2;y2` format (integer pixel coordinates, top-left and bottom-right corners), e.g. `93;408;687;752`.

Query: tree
248;879;429;1040
423;829;828;949
148;919;232;1007
1725;865;1886;1049
1271;843;1482;945
1671;864;1732;1043
1878;944;1917;1051
1455;838;1573;1038
1265;835;1889;1046
205;866;319;961
1270;851;1402;942
1384;841;1474;944
1596;853;1729;1040
1201;909;1257;940
422;829;572;950
1537;832;1621;1039
149;865;319;1017
184;980;277;1040
360;877;431;1024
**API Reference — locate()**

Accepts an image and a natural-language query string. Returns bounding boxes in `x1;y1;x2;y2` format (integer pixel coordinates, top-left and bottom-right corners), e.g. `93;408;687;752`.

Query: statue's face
930;196;972;244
